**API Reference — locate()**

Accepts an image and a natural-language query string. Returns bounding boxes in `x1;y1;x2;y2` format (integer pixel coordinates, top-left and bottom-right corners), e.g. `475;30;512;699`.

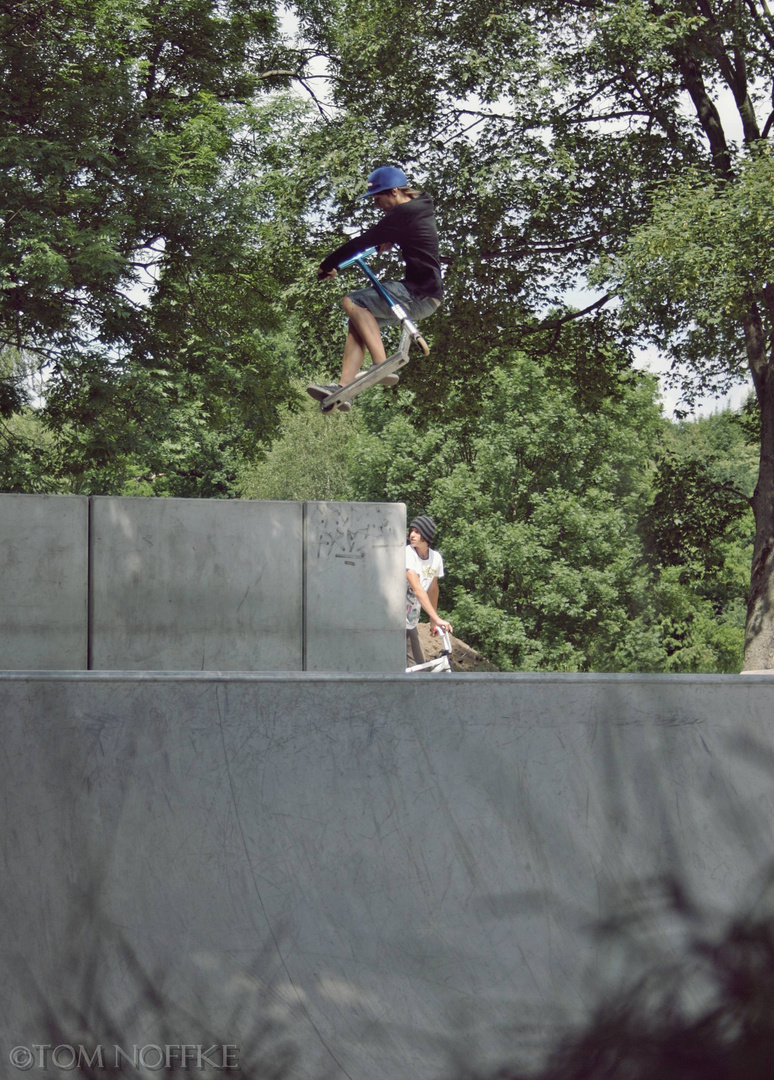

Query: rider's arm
318;216;402;278
428;576;440;613
406;569;451;634
317;241;391;279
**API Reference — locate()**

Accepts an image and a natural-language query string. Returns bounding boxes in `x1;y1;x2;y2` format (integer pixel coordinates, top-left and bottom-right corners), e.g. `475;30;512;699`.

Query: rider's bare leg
340;297;386;385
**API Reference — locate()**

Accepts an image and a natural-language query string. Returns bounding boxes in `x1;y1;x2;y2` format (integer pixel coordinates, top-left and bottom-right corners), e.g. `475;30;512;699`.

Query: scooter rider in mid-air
307;165;443;411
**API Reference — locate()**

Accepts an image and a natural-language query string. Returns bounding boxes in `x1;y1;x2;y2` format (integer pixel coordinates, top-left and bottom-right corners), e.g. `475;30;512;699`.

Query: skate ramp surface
2;671;774;1078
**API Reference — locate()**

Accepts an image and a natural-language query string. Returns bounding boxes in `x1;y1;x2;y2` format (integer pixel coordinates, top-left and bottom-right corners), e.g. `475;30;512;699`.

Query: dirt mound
416;623;498;672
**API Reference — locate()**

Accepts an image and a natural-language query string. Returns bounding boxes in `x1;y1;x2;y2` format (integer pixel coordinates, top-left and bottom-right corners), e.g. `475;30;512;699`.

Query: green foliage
291;0;723;340
239;296;752;672
0;410;65;493
641;411;756;672
647;451;751;575
338;330;751;671
1;1;313;493
602;149;774;406
285;0;770;666
237;389;361;502
0;347;29;418
1;0;765;669
346;339;647;670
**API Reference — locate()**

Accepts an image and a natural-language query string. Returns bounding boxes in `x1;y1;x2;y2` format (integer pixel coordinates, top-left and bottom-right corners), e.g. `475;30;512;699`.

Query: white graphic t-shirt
405;544;444;629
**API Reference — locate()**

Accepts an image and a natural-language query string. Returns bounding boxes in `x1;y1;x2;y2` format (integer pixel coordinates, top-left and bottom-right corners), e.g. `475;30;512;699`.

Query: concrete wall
304;501;405;672
0;494;89;669
1;671;773;1079
90;497;304;671
0;495;405;672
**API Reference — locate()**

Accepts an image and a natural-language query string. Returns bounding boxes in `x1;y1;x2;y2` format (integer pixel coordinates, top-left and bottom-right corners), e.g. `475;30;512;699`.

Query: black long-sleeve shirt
319;193;443;301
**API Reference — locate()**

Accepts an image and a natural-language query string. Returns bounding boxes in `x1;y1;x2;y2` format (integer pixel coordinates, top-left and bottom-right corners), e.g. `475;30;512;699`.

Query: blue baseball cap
358;165;409;199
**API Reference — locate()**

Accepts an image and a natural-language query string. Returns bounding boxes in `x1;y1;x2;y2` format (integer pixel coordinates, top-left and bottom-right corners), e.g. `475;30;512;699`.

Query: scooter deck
320;350;410;412
320;343;411;413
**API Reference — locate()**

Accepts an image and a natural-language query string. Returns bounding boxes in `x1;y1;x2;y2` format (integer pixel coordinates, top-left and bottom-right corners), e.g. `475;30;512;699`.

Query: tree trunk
744;298;774;670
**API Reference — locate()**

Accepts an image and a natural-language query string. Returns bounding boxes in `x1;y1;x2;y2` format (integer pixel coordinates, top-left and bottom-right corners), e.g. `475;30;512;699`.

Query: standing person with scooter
307;166;443;411
405;515;453;667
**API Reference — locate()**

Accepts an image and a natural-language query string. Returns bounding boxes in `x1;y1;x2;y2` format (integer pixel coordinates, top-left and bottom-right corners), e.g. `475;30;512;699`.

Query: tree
290;0;774;666
341;317;748;672
642;409;756;672
1;0;315;493
237;386;360;501
607;147;774;667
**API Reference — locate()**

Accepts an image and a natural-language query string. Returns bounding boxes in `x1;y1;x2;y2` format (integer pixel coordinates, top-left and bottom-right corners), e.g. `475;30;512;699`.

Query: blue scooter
318;248;430;414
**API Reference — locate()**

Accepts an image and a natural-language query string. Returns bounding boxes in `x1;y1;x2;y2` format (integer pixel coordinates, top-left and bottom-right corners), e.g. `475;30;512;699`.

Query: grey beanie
409;515;436;544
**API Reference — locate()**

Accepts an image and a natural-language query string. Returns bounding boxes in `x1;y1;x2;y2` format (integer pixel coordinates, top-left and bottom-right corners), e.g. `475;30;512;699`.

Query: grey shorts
348;282;441;327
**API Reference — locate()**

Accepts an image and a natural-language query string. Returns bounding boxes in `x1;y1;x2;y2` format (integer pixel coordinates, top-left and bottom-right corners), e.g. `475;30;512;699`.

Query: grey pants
406;627;424;667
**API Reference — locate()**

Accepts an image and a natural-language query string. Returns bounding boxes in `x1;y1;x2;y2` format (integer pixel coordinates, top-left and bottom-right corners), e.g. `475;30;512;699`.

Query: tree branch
479;235;605;259
746;0;774;50
528;292;613;333
672;46;735;177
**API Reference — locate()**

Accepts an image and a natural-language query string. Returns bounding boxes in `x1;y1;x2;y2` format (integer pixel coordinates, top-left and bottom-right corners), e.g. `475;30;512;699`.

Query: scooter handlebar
434;629;453;656
336;246;378;271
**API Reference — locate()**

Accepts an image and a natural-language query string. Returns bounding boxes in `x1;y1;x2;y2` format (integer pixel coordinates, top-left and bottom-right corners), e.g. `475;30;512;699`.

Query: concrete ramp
2;673;774;1077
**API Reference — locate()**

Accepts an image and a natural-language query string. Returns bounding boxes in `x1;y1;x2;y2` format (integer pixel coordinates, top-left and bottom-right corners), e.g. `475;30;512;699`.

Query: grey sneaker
306;382;352;412
306;381;339;402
